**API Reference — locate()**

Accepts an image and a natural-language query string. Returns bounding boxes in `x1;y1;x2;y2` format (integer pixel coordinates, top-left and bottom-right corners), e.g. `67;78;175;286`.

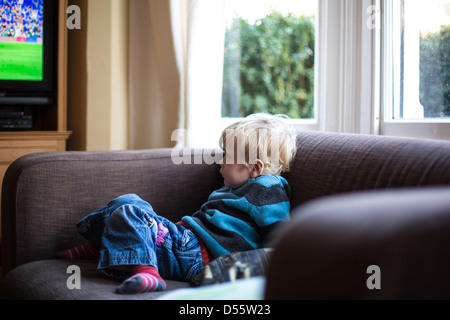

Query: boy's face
219;160;252;189
219;140;261;189
219;146;253;188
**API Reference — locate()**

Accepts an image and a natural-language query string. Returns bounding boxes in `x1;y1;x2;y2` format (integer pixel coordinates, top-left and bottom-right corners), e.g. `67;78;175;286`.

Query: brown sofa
1;130;450;299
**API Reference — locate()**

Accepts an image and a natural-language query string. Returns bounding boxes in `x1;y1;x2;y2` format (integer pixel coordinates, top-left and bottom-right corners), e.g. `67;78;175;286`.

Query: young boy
57;113;297;294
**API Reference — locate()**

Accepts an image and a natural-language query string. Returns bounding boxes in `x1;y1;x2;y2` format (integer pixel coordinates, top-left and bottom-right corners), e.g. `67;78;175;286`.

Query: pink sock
56;242;99;260
116;265;167;294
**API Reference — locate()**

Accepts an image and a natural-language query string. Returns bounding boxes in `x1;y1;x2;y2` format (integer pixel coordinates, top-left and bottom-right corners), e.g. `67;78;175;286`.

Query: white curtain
128;0;226;149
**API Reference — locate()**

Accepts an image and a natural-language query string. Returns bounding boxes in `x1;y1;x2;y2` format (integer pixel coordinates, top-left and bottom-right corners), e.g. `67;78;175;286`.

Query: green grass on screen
0;42;44;81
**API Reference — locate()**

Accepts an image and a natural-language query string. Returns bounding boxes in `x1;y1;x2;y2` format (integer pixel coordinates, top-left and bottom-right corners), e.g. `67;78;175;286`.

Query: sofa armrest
265;187;450;299
1;149;222;275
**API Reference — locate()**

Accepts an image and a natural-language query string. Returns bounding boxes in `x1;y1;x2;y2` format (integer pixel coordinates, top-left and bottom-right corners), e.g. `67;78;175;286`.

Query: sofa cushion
0;259;190;300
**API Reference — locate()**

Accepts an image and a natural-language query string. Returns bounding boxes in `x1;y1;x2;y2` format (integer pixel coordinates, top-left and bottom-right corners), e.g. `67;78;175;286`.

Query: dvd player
0;96;53;106
0;111;33;130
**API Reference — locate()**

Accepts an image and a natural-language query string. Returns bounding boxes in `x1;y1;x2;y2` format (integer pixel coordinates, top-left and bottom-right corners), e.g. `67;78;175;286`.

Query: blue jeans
76;194;204;281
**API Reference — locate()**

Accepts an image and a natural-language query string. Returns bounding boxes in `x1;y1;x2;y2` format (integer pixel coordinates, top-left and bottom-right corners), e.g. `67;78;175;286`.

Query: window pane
221;0;317;119
393;0;450;119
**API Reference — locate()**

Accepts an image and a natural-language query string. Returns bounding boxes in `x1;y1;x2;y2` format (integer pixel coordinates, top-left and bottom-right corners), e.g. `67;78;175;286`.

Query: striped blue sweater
182;175;291;258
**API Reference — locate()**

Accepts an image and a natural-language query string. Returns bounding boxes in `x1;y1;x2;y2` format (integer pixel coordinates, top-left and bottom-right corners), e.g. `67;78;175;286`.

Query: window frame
379;0;450;140
217;0;321;138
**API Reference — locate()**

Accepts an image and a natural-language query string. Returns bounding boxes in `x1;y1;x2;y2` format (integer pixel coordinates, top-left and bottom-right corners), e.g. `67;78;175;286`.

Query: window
221;0;318;120
185;0;450;149
380;0;450;140
389;0;449;119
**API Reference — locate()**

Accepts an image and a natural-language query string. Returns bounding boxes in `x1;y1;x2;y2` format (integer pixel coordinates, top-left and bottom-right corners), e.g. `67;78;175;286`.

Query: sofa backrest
284;131;450;209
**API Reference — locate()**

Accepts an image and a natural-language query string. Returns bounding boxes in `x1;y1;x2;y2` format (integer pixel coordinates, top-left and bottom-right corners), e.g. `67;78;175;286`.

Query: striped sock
56;242;99;260
116;265;167;294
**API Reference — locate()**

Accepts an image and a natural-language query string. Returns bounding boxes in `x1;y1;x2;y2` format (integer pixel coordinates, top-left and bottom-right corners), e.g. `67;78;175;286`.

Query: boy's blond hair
219;113;297;175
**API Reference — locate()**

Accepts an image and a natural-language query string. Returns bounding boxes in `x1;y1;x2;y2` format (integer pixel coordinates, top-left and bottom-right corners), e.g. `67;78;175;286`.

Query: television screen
0;0;44;82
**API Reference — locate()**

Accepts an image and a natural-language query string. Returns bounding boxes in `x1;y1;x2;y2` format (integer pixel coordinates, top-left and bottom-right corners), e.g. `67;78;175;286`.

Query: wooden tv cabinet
0;0;71;241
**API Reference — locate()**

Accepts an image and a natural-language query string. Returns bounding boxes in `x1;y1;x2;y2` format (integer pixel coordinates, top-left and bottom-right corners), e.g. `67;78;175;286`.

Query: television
0;0;57;106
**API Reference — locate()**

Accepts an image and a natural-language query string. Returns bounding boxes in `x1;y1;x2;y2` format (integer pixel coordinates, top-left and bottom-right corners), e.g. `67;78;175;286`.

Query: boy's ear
250;159;264;177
